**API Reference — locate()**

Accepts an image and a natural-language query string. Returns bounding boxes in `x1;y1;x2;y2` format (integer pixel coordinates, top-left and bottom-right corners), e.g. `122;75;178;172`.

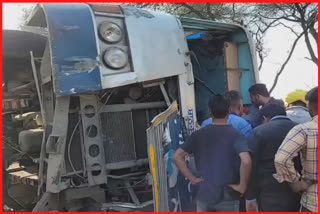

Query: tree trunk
294;3;318;65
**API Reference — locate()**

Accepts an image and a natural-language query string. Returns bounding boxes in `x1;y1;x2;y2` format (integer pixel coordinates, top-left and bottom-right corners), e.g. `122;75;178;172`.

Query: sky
3;3;318;100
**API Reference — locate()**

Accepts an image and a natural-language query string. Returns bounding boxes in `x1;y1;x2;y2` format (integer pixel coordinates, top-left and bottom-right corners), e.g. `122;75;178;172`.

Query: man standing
285;89;312;124
274;87;318;212
173;95;252;212
202;90;252;137
248;83;284;128
246;104;301;212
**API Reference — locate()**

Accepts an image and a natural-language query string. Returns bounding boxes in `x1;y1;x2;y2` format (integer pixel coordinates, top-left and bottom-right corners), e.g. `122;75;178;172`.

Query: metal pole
30;51;46;195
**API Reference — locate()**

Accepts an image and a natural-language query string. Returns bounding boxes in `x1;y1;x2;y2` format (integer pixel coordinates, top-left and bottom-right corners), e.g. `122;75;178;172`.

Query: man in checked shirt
274;86;318;212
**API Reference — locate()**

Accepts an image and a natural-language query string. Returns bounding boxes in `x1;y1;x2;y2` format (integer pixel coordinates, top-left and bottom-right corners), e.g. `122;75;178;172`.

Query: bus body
2;3;258;212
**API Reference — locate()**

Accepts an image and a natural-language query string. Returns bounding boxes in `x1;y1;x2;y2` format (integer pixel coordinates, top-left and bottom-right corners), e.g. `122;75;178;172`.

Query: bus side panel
43;3;102;96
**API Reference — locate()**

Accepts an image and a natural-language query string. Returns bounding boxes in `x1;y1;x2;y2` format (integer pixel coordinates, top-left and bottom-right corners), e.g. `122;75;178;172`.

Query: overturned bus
2;3;258;212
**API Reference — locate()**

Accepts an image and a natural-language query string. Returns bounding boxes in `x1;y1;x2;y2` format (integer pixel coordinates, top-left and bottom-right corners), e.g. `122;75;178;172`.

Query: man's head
225;90;243;116
305;87;318;117
285;89;308;107
208;94;230;119
260;103;286;124
248;83;270;107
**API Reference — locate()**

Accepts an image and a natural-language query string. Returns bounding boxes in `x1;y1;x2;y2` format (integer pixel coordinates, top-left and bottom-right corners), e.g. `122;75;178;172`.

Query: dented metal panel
41;3;102;96
122;7;190;82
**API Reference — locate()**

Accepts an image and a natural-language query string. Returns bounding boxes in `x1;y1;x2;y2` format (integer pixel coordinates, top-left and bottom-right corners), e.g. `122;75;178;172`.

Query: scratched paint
61;58;100;73
40;3;102;96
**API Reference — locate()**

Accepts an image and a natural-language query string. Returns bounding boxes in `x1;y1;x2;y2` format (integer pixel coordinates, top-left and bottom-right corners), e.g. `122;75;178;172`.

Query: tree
252;3;318;93
255;3;318;65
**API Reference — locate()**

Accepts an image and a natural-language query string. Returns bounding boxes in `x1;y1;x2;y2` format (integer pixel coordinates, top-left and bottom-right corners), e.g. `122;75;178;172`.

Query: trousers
196;200;239;212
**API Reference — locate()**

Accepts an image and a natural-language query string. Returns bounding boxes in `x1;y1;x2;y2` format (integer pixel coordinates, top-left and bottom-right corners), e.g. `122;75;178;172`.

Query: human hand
194;122;201;131
190;177;204;185
290;180;311;193
246;200;258;212
228;184;246;196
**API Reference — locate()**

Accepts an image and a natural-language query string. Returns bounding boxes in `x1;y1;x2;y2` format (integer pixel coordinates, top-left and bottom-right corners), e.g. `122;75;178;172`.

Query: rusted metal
91;4;122;14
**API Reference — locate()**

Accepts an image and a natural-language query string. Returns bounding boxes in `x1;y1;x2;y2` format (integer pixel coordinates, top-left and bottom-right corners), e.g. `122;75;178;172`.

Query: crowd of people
173;84;318;212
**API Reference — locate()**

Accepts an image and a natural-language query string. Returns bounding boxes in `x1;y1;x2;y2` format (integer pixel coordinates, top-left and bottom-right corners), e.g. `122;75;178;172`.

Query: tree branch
309;22;318;44
205;3;215;20
258;49;265;71
274;3;298;20
140;3;151;8
259;17;284;33
257;12;300;23
278;22;299;37
177;3;206;19
295;3;318;65
308;12;318;45
231;3;236;22
302;3;312;10
269;26;309;94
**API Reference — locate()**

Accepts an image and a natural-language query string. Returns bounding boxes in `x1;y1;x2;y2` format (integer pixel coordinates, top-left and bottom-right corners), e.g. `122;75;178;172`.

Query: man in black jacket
245;104;301;212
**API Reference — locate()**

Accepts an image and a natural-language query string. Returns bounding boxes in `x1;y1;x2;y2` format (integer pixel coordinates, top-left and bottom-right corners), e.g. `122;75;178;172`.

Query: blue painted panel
43;3;101;96
232;31;256;104
193;55;227;123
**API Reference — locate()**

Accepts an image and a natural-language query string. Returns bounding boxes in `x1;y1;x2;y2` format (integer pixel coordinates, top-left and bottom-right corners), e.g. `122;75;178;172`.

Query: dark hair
249;83;270;97
208;94;230;118
305;87;318;105
260;103;286;119
291;100;307;107
225;90;242;106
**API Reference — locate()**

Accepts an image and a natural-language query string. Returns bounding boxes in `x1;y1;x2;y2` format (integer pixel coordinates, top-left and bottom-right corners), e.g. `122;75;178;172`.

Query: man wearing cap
285;89;312;124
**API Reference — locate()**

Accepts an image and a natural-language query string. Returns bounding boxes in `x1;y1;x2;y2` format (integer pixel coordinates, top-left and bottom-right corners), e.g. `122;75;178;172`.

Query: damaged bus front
2;3;258;212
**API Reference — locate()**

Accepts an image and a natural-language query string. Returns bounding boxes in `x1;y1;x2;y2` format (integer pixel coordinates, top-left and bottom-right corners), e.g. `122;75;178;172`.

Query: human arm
228;134;252;195
229;151;252;195
274;125;306;188
245;130;261;201
173;148;203;184
241;121;252;137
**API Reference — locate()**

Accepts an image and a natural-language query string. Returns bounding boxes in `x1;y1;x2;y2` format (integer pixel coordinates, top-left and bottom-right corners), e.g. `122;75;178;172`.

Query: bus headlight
99;22;123;43
103;47;128;69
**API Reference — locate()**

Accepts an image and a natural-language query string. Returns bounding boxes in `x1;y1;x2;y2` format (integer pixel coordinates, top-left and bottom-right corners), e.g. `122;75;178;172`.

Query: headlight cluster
99;21;128;69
